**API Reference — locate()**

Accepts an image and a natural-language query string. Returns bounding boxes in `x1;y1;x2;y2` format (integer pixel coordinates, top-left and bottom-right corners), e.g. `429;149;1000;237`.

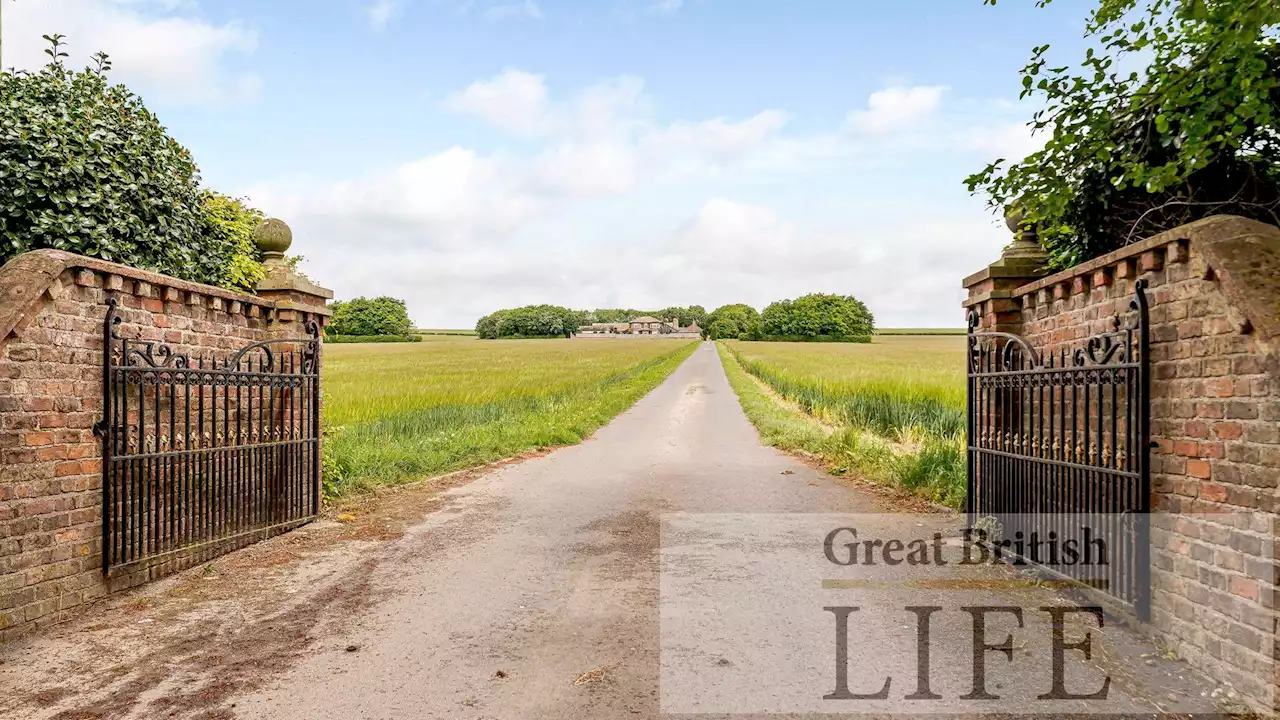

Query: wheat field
322;339;697;493
720;337;968;506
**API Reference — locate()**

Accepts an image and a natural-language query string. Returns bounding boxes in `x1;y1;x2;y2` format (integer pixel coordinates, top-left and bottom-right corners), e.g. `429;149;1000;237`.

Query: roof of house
631;315;663;324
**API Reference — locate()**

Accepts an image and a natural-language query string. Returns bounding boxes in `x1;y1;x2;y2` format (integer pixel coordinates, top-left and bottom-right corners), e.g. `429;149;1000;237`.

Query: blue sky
5;0;1093;327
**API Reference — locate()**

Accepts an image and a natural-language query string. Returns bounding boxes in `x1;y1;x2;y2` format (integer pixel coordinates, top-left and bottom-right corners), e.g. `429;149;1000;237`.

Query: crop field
874;328;966;335
720;337;967;506
323;339;697;494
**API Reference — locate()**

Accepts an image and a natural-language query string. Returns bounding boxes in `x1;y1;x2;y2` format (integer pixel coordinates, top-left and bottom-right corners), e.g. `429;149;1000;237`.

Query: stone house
628;316;669;334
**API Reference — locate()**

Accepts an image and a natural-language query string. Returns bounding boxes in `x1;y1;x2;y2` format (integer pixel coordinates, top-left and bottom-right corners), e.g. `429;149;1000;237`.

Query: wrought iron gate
96;298;322;574
966;280;1151;619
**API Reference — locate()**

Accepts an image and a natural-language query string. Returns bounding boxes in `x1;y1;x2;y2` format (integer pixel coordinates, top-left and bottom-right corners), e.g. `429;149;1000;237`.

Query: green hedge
0;40;265;289
326;334;422;344
751;335;872;343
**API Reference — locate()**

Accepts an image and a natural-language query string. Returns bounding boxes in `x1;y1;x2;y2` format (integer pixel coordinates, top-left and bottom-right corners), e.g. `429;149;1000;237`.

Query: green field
415;329;478;336
720;337;967;506
323;339;697;494
874;328;966;335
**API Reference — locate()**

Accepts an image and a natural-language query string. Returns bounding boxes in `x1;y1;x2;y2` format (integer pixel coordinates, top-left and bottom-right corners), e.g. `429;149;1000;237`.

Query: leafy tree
759;293;874;341
706;304;760;339
475;311;505;339
967;0;1280;268
708;319;739;340
329;297;414;337
474;305;580;338
658;305;707;328
0;36;264;287
590;308;650;323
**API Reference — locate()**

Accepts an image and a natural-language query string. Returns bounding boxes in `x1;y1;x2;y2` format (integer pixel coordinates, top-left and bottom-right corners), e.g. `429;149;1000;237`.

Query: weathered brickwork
0;250;328;641
965;216;1279;712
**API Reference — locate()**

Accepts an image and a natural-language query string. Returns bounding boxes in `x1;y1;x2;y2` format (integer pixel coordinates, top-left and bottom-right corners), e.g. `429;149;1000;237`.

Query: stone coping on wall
964;216;1280;344
0;249;332;345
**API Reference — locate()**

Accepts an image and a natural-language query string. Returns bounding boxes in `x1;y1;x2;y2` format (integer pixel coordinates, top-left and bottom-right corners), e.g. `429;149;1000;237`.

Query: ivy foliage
760;293;875;342
0;36;265;288
329;297;415;337
967;0;1280;268
475;305;580;339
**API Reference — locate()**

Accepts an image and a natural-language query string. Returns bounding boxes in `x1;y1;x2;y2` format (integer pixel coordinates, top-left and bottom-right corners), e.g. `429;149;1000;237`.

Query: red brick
1173;440;1200;457
1212;422;1243;440
1228;576;1260;602
1186;459;1212;479
1204;378;1234;398
23;432;53;447
53;461;82;478
1200;484;1229;503
1195;402;1224;419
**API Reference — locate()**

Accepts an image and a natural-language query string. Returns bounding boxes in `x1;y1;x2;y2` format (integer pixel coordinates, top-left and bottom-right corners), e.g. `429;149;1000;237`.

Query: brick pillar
251;218;333;327
962;207;1050;334
250;218;332;518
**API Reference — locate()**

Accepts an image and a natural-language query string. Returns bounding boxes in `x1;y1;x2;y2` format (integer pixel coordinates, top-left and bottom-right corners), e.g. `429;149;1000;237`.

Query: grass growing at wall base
716;342;965;507
325;342;698;496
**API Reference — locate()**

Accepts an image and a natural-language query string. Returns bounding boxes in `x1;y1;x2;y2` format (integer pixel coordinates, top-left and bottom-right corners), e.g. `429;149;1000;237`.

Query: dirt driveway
0;343;1227;719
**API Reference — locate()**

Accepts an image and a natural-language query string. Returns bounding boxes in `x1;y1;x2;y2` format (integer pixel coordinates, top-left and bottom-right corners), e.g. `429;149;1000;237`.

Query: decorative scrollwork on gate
97;295;324;575
965;278;1151;620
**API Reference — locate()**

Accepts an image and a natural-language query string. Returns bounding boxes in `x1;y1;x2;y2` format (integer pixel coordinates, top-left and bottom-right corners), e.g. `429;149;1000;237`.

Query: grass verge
716;342;965;507
325;341;698;496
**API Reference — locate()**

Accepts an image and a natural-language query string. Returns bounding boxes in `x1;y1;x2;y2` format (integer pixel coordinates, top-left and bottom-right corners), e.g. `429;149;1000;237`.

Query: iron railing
95;298;322;574
966;280;1150;619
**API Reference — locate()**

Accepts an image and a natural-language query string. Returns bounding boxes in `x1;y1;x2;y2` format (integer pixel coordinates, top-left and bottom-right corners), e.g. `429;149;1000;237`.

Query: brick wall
0;250;328;641
964;216;1279;712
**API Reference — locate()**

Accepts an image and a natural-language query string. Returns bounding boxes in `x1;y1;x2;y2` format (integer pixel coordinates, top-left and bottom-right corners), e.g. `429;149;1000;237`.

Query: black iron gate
966;280;1151;619
96;298;322;574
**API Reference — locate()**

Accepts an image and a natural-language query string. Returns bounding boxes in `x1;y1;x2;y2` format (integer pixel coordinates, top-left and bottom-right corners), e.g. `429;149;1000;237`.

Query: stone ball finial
1004;204;1026;234
254;218;293;257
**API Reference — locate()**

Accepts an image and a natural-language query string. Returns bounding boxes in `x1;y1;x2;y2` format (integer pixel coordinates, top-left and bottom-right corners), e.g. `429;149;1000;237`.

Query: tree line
474;294;874;342
706;294;874;342
328;297;415;339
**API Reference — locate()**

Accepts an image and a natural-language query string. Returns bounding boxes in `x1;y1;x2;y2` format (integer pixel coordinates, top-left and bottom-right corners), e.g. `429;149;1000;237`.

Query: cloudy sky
3;0;1091;328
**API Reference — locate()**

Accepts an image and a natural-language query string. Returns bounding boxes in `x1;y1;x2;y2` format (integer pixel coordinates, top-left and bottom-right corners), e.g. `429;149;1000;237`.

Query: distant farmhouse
579;315;702;339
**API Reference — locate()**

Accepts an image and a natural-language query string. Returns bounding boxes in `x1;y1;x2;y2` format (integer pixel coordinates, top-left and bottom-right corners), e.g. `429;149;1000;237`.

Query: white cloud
484;0;542;21
649;0;684;15
443;69;551;136
846;85;948;135
2;0;258;105
963;121;1045;163
248;147;541;249
249;71;1022;328
367;0;403;30
646;110;791;168
532;142;637;197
